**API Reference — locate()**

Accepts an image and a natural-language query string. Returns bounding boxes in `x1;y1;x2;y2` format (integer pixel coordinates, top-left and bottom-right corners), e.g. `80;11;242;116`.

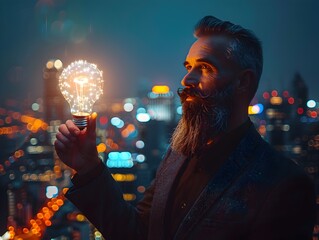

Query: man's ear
237;69;257;94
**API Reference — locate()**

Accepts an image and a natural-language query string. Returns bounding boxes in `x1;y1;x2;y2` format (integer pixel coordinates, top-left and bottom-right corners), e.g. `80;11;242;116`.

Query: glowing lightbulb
59;60;103;129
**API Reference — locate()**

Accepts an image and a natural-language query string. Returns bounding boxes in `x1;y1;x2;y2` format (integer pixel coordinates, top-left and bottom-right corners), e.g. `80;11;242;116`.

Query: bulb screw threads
72;115;89;130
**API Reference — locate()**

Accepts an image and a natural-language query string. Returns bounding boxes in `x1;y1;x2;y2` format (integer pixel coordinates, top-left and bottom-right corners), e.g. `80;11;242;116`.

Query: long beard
170;84;235;157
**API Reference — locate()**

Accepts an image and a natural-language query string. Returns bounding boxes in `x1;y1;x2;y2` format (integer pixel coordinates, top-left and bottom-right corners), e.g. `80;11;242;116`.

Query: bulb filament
74;76;89;115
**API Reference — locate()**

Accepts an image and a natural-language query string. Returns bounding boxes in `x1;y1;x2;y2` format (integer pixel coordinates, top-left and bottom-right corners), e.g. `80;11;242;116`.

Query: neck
227;113;249;132
205;114;249;148
227;98;249;132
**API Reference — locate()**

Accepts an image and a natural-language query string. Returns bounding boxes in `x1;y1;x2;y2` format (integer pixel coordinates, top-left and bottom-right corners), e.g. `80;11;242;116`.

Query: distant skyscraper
146;85;175;122
43;59;66;124
262;90;292;155
291;72;308;111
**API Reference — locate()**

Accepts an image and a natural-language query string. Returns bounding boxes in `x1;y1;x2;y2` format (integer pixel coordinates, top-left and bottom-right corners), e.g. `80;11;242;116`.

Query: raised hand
54;112;101;175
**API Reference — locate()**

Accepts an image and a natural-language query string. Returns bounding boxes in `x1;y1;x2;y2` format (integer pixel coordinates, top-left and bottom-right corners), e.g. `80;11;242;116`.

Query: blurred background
0;0;318;239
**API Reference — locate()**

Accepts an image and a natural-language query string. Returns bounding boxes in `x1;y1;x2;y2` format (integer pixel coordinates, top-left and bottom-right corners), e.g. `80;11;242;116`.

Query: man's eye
185;65;192;71
200;64;211;70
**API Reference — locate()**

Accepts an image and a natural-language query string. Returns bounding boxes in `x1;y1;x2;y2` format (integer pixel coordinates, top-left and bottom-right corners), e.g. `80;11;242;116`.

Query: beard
170;84;236;157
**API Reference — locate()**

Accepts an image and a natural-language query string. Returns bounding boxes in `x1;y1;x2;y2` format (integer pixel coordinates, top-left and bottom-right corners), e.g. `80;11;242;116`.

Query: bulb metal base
72;115;89;130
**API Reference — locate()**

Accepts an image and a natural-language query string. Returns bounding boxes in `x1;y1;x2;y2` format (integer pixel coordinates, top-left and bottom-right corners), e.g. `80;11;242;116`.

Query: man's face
181;35;241;99
171;35;242;156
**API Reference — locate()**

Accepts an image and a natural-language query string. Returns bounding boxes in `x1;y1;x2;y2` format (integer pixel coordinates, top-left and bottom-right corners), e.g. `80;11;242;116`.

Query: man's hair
194;16;263;99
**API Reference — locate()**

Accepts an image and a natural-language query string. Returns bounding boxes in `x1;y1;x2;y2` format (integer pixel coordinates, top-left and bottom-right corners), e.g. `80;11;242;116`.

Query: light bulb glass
59;60;103;128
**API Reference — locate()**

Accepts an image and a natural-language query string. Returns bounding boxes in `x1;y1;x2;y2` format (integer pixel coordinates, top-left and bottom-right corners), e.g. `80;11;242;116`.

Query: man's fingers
65;120;81;136
56;132;74;147
87;112;97;134
58;124;77;140
54;139;67;152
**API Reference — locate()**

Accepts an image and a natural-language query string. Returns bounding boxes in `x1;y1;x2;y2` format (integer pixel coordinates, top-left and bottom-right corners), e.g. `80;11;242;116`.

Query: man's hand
54;112;100;175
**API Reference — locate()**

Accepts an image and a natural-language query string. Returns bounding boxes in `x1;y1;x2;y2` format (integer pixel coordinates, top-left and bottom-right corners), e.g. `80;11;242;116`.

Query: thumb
87;112;97;135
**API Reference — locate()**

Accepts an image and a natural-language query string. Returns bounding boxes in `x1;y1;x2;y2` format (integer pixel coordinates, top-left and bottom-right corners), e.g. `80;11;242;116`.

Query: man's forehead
187;35;231;58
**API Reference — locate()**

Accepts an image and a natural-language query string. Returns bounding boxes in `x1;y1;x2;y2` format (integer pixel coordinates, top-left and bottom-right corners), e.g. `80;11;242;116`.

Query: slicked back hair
194;16;263;100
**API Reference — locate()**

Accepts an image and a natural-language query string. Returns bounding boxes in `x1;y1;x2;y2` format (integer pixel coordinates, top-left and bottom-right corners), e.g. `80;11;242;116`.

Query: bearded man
55;16;316;240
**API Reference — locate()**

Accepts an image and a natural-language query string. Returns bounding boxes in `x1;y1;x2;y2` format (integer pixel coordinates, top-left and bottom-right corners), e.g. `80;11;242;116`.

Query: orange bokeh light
44;212;51;219
42;207;49;213
152;85;170;94
52;204;59;211
97;143;107;153
56;199;64;206
62;188;69;194
45;220;52;226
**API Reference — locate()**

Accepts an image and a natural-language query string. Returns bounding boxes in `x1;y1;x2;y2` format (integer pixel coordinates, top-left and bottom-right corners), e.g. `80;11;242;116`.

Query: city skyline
0;78;318;238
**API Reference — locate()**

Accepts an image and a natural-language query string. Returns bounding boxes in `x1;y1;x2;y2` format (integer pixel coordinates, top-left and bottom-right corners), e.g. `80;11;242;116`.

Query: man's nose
181;71;200;87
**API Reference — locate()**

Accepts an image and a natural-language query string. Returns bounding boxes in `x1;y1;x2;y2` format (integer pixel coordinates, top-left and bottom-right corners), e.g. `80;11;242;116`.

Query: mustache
177;84;236;104
177;87;211;103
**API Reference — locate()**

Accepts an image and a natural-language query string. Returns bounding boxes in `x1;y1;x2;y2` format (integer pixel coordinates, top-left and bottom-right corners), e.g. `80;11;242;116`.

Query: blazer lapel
148;150;187;240
174;126;264;240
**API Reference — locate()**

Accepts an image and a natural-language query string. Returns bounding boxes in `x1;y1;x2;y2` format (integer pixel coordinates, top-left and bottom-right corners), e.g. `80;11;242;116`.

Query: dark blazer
66;126;316;240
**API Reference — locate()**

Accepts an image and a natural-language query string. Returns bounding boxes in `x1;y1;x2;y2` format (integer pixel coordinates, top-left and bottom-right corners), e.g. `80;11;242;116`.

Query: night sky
1;0;318;104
